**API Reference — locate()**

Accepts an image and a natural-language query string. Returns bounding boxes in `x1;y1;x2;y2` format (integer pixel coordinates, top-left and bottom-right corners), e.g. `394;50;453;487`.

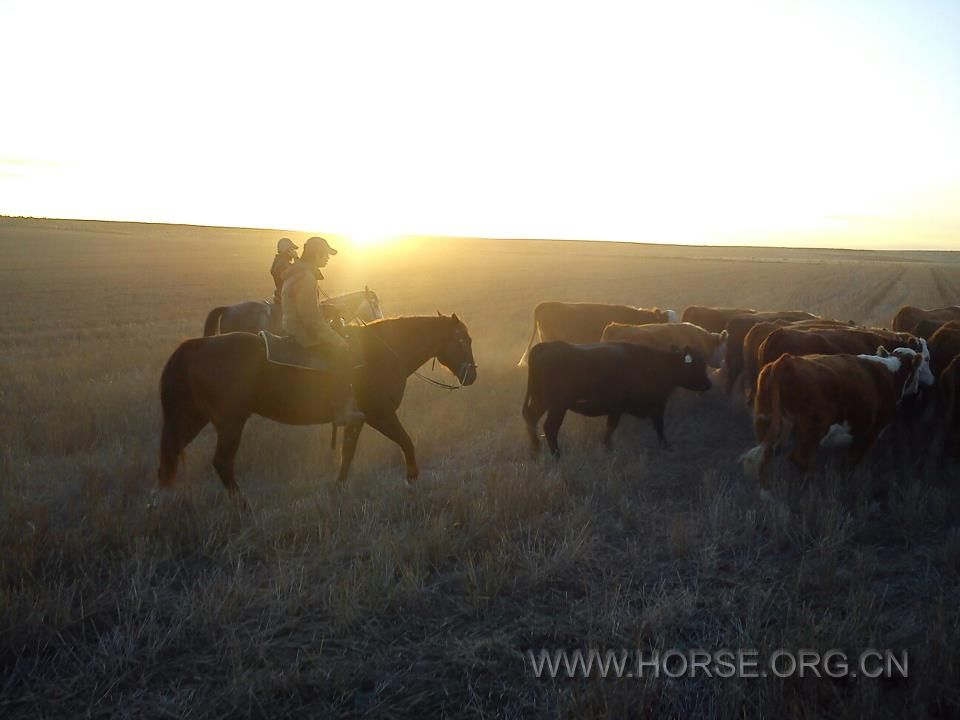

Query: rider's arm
297;285;348;349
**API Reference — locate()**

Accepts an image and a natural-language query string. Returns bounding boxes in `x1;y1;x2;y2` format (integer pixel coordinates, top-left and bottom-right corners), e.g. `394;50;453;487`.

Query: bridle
407;327;477;391
351;308;476;391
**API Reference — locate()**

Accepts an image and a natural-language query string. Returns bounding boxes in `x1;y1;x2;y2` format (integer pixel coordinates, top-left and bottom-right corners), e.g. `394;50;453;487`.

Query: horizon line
1;213;957;255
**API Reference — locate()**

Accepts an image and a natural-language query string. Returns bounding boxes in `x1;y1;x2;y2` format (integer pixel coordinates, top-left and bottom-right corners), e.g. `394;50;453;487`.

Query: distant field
2;217;960;718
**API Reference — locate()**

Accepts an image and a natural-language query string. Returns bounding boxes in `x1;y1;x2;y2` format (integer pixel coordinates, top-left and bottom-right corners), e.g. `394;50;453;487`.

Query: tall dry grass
2;217;960;717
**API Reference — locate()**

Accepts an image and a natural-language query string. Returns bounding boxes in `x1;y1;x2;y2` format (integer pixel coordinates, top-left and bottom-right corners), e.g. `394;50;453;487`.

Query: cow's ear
877;346;889;357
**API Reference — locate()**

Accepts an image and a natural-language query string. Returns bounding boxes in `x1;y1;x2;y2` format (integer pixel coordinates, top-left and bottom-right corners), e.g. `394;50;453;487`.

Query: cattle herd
519;301;960;485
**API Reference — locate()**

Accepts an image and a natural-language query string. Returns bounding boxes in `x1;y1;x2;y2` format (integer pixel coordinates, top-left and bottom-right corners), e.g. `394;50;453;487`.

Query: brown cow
926;326;960;377
740;347;925;484
891;306;960;334
681;306;755;334
743;320;933;405
722;311;819;394
939;355;960;457
912;318;960;340
522;341;711;454
747;326;933;404
518;302;676;366
740;319;854;403
601;321;727;368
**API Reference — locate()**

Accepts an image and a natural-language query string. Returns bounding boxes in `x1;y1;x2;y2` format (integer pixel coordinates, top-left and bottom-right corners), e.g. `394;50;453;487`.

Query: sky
1;0;959;249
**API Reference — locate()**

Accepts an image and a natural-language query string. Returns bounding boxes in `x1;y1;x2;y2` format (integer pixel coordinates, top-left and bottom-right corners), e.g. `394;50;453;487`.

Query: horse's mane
357;315;452;330
356;315;464;338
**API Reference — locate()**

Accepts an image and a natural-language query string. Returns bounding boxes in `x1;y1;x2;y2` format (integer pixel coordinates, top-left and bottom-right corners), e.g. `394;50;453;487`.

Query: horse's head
364;285;384;320
435;313;477;386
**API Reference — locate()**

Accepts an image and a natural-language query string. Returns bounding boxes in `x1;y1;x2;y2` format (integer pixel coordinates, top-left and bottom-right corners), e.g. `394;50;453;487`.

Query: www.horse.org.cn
525;648;908;680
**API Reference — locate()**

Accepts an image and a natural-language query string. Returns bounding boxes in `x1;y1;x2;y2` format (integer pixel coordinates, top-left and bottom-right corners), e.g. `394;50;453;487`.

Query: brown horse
158;314;477;503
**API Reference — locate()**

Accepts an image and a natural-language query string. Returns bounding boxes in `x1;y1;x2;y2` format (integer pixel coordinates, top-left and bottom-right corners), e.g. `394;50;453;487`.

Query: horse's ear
451;313;459;323
437;310;443;317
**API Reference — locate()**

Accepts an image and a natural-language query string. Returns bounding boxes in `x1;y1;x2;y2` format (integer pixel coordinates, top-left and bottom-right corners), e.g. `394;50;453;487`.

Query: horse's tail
158;339;205;487
203;306;227;336
517;316;540;367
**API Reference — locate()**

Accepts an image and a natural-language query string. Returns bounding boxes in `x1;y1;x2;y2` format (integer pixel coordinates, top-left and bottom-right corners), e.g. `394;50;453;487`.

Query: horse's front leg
366;411;419;487
335;422;365;485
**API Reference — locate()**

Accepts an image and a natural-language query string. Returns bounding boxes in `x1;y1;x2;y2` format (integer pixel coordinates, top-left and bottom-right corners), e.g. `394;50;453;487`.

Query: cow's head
708;330;728;368
876;345;925;399
914;337;935;386
675;346;712;392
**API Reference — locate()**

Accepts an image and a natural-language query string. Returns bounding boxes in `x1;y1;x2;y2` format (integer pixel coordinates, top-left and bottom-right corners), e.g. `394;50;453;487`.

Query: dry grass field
3;216;960;718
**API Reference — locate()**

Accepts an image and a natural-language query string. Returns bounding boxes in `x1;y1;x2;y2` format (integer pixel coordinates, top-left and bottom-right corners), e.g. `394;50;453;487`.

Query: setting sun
341;229;403;251
1;1;958;249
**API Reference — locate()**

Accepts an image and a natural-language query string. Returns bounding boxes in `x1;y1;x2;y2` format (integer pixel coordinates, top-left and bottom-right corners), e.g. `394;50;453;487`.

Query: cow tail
518;317;539;367
759;354;787;450
203;306;227;336
521;346;540;424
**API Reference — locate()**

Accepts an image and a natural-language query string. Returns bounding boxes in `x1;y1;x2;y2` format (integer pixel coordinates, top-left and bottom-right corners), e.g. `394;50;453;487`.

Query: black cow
522;341;712;455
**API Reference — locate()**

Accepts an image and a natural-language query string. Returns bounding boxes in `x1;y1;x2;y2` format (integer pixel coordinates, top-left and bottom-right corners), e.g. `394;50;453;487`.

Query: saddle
260;331;332;372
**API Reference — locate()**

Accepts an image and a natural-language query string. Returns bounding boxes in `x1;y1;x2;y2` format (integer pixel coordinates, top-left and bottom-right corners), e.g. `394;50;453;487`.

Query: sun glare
345;232;399;250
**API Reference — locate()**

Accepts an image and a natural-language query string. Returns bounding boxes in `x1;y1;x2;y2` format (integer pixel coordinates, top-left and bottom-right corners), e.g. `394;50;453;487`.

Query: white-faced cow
740;347;925;484
518;302;677;366
522;341;711;455
746;326;932;405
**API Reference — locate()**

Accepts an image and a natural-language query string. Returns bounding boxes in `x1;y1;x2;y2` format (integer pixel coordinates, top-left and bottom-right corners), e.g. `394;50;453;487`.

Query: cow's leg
603;411;623;450
334;421;365;485
543;407;567;456
212;418;250;512
522;395;546;454
758;444;774;487
846;432;877;473
365;412;419;486
788;422;822;477
650;403;671;449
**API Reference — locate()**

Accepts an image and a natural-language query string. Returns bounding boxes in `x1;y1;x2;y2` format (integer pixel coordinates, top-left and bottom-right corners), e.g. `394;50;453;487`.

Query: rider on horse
271;237;299;303
281;236;366;427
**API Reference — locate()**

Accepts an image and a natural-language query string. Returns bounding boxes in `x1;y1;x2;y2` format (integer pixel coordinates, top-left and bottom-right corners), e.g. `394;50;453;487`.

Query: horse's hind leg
212;418;250;511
